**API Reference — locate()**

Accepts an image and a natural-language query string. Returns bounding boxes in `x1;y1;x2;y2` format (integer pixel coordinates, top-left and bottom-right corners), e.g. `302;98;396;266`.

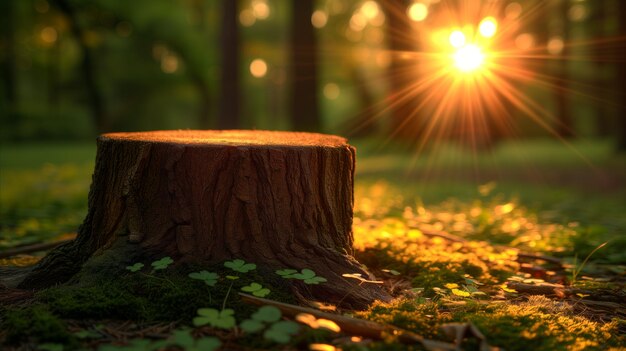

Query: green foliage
188;270;219;286
2;305;76;346
224;259;257;273
166;330;221;351
276;268;327;284
240;306;282;333
241;282;271;297
193;308;236;329
125;263;144;272
263;320;300;344
151;256;173;270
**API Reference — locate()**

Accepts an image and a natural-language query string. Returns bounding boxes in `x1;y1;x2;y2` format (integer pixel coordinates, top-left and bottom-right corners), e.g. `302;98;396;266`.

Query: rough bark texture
19;130;389;308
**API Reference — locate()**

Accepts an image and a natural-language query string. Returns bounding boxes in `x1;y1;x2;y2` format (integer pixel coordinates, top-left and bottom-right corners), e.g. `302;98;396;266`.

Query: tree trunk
555;0;574;138
381;0;422;139
617;0;626;151
218;0;240;129
290;0;321;132
51;0;108;133
18;130;390;308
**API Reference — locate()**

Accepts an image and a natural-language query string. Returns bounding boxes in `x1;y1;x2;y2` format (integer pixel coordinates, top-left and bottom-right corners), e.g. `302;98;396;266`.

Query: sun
453;44;485;73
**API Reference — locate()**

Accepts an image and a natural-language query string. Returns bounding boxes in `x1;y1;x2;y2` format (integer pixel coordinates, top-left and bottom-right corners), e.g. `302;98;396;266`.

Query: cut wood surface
18;130;390;308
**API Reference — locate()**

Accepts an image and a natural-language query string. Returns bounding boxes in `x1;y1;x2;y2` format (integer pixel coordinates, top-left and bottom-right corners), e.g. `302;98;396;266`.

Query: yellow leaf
451;288;470;297
445;283;459;289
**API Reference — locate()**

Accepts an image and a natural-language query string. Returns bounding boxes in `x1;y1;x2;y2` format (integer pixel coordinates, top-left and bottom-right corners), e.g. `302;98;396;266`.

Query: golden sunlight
478;17;497;38
449;30;466;48
453;44;485;72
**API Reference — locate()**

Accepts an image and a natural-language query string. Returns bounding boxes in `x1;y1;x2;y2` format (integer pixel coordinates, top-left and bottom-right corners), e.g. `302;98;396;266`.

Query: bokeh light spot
478;17;497;38
250;58;268;78
449;30;466;48
311;10;328;28
407;3;428;22
323;83;340;100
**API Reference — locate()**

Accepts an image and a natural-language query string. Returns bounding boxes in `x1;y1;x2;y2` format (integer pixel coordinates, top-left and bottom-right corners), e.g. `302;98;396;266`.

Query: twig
238;293;454;348
0;239;73;259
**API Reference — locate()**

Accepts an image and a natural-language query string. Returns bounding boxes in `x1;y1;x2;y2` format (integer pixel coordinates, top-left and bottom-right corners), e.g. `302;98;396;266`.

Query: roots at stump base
18;130;390;308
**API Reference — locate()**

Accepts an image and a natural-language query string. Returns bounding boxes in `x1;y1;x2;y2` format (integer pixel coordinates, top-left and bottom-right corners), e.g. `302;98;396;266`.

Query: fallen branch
239;293;499;350
0;239;73;259
506;282;625;302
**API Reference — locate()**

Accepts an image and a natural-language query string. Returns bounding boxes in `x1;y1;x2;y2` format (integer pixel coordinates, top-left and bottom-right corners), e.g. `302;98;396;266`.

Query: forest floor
0;139;625;351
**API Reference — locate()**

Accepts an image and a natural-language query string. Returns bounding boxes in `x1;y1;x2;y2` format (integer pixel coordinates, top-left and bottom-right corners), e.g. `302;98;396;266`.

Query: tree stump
18;130;390;308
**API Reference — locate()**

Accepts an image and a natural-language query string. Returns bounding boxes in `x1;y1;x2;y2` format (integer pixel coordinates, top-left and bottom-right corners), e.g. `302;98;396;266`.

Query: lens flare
478;17;497;38
449;30;466;48
453;44;484;72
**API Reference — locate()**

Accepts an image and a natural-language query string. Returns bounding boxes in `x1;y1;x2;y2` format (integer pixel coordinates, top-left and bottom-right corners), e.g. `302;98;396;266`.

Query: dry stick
238;293;455;349
0;239;73;259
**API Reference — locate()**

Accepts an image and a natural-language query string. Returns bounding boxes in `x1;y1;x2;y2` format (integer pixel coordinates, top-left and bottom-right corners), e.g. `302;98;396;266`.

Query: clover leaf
188;271;219;286
263;320;300;344
252;305;282;323
224;259;256;273
275;269;298;277
240;306;282;334
241;282;271;297
240;319;265;333
163;329;220;351
151;257;173;270
193;308;236;329
195;337;221;351
288;269;327;284
169;329;195;349
125;263;144;272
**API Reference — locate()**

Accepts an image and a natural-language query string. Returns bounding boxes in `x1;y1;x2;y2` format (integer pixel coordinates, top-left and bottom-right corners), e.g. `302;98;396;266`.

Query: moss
2;304;77;347
37;262;296;323
355;298;443;339
448;296;622;351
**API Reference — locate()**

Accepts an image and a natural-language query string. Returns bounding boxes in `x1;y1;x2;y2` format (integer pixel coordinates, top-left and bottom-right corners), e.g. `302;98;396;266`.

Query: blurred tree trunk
381;0;421;139
218;0;240;129
589;0;610;136
343;68;378;137
0;0;17;114
555;0;574;138
617;0;626;151
189;0;213;129
289;0;321;132
51;0;108;133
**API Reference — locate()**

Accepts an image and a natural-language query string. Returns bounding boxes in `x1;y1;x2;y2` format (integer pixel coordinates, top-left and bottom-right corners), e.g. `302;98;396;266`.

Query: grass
0;139;624;350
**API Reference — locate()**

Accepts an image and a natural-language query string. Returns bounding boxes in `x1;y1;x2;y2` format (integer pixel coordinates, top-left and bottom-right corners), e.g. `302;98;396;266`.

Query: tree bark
18;130;390;308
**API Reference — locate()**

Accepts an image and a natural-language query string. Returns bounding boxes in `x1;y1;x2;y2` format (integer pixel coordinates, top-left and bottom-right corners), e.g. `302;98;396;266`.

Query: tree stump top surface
101;130;348;147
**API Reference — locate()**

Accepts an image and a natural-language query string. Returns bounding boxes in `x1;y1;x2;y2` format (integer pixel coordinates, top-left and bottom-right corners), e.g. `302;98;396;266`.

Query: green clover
240;306;282;333
290;269;327;284
263;320;300;344
151;257;174;270
224;259;256;273
241;282;271;297
275;269;298;277
252;305;281;322
188;271;219;286
166;329;221;351
125;263;144;272
193;308;236;329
